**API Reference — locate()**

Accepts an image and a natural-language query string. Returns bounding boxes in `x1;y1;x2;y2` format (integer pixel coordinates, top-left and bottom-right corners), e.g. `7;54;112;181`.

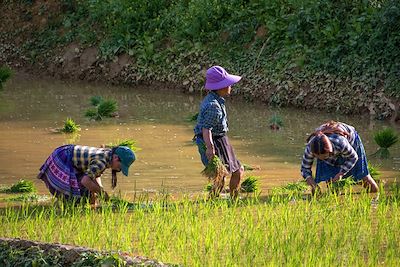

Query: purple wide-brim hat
205;66;242;90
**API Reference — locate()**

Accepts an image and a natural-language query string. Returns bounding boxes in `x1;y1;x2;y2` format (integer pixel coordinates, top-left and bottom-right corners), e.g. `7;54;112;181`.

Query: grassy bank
1;0;399;116
1;189;400;266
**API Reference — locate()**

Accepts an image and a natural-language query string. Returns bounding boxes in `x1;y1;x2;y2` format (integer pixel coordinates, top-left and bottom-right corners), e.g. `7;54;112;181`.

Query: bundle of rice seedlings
61;118;81;133
272;181;308;196
85;96;118;120
5;180;37;193
240;176;260;193
90;95;103;106
107;139;139;151
368;163;381;178
98;99;118;118
328;177;357;193
201;155;229;187
269;114;283;130
0;65;12;89
373;128;398;158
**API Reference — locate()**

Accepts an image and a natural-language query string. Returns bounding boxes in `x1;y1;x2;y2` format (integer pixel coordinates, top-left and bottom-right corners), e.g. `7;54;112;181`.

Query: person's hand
305;177;320;196
331;172;344;183
206;146;215;161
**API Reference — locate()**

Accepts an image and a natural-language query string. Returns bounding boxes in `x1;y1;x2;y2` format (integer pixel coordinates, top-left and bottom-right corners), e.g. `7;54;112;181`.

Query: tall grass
1;190;400;266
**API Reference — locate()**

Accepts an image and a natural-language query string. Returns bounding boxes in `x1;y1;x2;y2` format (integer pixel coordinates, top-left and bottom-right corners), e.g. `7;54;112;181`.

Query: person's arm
331;137;358;182
301;145;319;194
202;128;215;160
82;159;109;200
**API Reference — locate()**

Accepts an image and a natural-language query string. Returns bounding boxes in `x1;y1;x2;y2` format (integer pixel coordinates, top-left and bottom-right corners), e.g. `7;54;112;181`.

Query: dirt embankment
0;238;172;266
1;1;399;121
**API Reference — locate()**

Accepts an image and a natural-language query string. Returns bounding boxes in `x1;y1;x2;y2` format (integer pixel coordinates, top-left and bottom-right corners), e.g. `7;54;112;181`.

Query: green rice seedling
2;192;400;266
243;163;260;171
0;65;12;89
201;155;229;189
186;112;198;122
327;177;357;194
204;183;213;192
373;128;398;158
2;179;37;193
243;163;254;171
61;118;81;133
85;97;118;120
271;181;308;200
368;163;381;178
84;108;98;119
5;193;50;202
89;95;103;106
107;139;140;151
269;114;283;130
98;99;118;118
240;176;260;193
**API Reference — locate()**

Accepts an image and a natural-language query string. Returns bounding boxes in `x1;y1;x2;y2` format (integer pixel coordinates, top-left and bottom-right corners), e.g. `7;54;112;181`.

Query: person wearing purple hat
301;121;378;195
37;144;136;203
194;66;244;198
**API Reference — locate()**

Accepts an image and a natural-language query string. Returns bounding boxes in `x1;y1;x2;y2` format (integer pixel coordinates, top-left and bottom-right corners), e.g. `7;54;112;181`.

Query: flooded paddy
0;73;399;197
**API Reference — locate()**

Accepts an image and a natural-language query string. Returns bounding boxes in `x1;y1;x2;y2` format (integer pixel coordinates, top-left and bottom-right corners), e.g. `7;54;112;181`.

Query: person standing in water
38;145;135;203
194;66;244;198
301;121;379;194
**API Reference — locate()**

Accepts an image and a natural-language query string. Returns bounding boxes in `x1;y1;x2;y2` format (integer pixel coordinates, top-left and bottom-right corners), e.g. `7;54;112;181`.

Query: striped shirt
194;91;228;136
301;123;358;179
72;145;112;179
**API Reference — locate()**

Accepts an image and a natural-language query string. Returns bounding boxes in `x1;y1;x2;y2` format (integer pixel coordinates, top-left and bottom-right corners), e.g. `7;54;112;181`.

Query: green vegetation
187;112;198;122
85;96;118;121
0;180;37;193
201;155;229;184
272;181;308;198
107;139;139;152
373;127;398;158
269;114;283;130
0;66;12;89
61;117;81;133
0;242;128;267
240;175;260;193
16;0;400;98
1;190;400;266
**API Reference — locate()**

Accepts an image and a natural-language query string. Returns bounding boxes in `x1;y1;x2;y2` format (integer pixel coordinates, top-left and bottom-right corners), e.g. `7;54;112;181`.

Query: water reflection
0;73;399;196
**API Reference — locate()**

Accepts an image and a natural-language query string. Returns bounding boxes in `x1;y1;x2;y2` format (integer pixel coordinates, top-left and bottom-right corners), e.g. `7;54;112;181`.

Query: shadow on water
0;73;399;197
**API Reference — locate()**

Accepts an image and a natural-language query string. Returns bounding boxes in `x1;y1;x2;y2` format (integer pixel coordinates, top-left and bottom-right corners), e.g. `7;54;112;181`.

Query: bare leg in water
230;166;244;199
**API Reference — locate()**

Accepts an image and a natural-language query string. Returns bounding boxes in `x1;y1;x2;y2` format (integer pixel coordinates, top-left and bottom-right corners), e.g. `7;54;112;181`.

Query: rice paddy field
0;186;400;266
1;75;400;266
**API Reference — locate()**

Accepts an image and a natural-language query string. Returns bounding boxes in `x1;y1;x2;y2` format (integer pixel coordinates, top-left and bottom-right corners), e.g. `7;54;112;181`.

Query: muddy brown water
0;73;399;198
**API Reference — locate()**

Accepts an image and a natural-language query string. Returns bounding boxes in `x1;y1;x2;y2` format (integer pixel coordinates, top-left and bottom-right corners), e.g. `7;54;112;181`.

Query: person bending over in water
301;121;379;195
38;145;135;203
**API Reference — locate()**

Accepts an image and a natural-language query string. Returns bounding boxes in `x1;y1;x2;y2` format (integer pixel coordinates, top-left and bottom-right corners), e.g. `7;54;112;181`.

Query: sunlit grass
1;188;400;266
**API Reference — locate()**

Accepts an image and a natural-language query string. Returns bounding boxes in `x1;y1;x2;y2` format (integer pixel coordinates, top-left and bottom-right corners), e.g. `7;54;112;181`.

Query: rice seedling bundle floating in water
373;128;398;158
201;156;229;187
240;176;260;193
4;180;37;193
61;118;81;133
107;139;139;152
